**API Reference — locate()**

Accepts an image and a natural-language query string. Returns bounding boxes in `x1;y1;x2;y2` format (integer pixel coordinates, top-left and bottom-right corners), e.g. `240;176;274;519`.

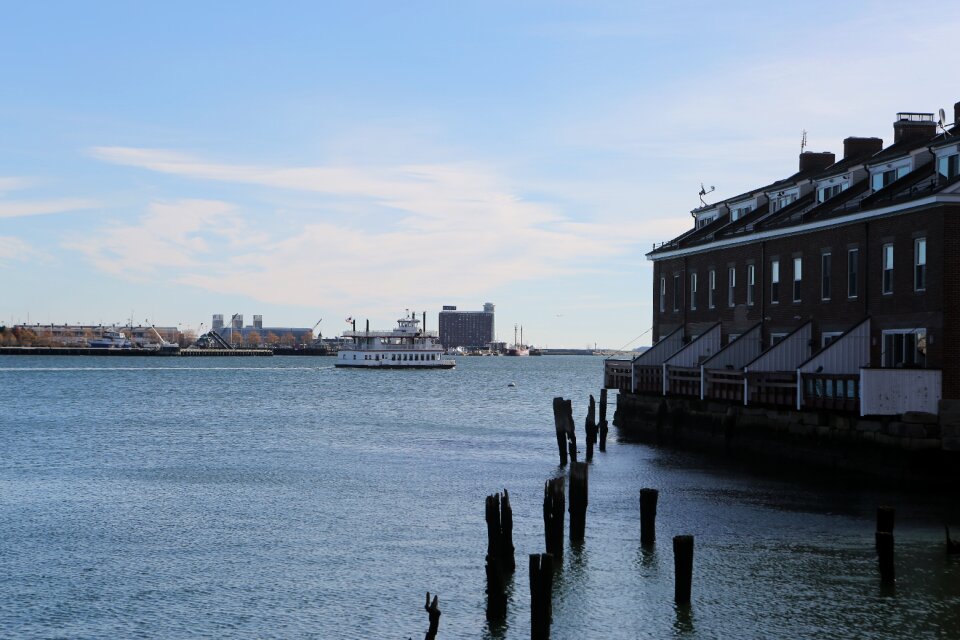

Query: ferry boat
335;312;456;369
87;330;133;349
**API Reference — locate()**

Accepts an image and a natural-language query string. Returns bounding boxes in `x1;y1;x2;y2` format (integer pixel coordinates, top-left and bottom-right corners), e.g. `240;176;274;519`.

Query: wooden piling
552;397;568;466
529;553;554;640
640;488;659;546
599;389;609;452
673;535;694;605
876;506;895;535
563;399;578;463
585;395;598;461
500;489;515;573
569;462;589;544
876;532;895;584
543;477;565;560
424;592;441;640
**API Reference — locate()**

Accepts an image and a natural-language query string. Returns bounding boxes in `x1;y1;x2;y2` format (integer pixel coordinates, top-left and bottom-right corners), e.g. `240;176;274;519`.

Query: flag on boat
345;316;353;324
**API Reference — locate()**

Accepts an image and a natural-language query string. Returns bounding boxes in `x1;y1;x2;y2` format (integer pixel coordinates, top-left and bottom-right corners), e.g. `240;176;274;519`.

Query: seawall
614;392;960;486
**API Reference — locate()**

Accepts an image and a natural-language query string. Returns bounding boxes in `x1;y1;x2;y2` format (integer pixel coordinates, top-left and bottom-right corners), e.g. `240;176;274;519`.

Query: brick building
438;303;495;350
608;103;960;415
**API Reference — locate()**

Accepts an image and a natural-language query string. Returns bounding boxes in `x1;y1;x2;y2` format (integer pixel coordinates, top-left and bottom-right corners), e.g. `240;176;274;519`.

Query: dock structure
0;346;274;357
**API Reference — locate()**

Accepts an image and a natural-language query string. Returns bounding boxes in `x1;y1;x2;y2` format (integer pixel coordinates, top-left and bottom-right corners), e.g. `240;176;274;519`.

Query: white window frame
659;276;666;313
821;252;831;301
690;273;698;310
914;237;926;292
708;269;716;309
821;332;843;347
673;274;681;312
882;243;894;295
770;260;780;304
847;248;859;299
881;328;927;368
728;266;736;307
792;257;803;303
746;264;756;306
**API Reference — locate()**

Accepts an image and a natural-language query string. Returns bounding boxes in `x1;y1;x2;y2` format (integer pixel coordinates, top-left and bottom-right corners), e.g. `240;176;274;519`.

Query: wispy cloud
0;236;40;263
0;198;99;219
77;149;675;310
0;177;38;194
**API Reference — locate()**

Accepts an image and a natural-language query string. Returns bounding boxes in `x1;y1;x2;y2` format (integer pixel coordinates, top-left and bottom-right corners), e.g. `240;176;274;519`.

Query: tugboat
335;311;456;369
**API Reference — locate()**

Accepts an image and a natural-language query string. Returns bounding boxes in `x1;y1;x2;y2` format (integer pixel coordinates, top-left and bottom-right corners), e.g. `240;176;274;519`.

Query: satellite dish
939;108;947;126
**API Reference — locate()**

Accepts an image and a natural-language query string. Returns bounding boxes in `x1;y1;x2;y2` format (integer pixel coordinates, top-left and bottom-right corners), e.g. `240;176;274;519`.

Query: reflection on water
1;355;959;639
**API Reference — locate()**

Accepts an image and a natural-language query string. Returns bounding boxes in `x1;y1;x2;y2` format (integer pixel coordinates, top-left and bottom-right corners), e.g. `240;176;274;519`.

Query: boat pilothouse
335;311;456;369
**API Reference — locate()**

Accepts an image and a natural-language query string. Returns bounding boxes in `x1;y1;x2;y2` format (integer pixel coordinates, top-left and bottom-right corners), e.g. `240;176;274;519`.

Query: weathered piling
485;490;515;620
599;388;609;452
874;506;895;583
543;477;565;560
569;462;589;544
640;488;659;546
423;592;441;640
877;506;895;535
552;398;569;466
529;553;554;640
563;399;578;463
876;532;895;583
585;395;598;461
673;535;694;605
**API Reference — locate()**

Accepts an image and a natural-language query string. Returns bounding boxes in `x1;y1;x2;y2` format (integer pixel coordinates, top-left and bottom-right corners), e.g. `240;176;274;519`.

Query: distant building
438;303;495;350
253;315;263;329
211;313;312;346
212;314;224;331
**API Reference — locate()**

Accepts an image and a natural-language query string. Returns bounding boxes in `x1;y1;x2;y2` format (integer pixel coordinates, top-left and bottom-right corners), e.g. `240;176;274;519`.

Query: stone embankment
615;393;960;485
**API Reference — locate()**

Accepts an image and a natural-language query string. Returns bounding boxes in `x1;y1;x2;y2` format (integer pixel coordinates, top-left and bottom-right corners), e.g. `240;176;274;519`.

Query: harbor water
2;355;959;639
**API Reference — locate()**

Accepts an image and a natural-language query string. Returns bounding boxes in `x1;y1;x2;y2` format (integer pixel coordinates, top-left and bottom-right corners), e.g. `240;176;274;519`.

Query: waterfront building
7;324;180;347
607;102;960;417
211;313;312;346
438;303;495;350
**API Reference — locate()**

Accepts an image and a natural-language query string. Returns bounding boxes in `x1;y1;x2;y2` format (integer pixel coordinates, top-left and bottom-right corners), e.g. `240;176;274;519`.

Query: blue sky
2;1;956;348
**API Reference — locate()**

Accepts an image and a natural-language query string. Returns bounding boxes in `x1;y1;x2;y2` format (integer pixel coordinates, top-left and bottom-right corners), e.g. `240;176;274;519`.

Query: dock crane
312;319;323;341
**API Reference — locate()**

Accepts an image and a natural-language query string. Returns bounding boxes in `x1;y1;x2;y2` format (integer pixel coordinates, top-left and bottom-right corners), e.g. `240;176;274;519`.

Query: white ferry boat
335;312;456;369
87;330;133;349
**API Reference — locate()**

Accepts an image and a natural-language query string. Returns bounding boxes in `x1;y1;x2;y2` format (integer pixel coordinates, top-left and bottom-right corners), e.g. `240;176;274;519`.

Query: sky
2;1;957;348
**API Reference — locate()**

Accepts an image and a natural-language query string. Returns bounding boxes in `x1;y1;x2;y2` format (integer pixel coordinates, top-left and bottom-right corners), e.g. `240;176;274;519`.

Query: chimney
893;112;936;144
843;137;883;160
799;151;835;173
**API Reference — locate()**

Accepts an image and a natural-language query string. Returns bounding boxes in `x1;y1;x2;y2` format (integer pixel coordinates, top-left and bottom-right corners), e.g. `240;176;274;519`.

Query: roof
649;125;952;260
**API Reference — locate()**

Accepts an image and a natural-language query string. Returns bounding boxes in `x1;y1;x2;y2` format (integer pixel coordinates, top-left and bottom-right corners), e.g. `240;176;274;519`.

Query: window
882;243;894;294
771;192;798;212
847;248;859;298
770;260;780;304
731;205;752;220
728;334;740;344
708;269;716;308
915;237;926;291
673;275;681;312
817;183;848;203
821;253;832;301
747;264;756;306
937;153;959;180
882;329;927;368
728;267;736;307
690;273;698;310
822;332;842;347
792;257;802;302
871;166;910;191
659;277;666;313
770;333;787;347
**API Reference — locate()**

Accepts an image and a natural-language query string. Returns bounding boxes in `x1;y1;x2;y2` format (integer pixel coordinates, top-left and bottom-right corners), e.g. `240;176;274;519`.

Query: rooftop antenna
800;129;808;153
698;182;715;207
938;108;953;136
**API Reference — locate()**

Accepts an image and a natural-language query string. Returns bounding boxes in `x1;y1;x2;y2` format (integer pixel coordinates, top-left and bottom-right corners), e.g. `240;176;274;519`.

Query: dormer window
871;164;910;191
730;204;753;221
937;153;959;180
770;190;798;212
696;212;719;229
817;182;848;202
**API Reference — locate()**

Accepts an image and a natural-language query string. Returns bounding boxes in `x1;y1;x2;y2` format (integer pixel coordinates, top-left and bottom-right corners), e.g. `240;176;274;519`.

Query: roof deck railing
896;112;935;122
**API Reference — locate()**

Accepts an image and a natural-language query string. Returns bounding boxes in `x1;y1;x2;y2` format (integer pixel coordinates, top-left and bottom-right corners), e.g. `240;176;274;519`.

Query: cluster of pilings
415;389;955;639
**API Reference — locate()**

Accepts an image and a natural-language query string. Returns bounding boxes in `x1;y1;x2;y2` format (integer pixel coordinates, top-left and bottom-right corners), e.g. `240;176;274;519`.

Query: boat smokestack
365;319;369;336
422;311;426;332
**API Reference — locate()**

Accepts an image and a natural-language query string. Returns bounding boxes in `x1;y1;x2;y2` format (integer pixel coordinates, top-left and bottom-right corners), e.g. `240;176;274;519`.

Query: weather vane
800;129;808;153
698;182;715;207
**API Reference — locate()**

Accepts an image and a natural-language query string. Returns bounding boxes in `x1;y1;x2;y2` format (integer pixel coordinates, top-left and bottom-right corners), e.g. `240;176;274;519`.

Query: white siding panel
745;322;811;372
702;323;763;370
860;368;941;415
633;327;685;366
799;318;870;374
664;324;722;367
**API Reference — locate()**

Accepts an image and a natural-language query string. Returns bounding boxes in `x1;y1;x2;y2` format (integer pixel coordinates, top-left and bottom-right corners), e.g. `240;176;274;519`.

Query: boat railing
342;343;442;350
343;330;439;338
